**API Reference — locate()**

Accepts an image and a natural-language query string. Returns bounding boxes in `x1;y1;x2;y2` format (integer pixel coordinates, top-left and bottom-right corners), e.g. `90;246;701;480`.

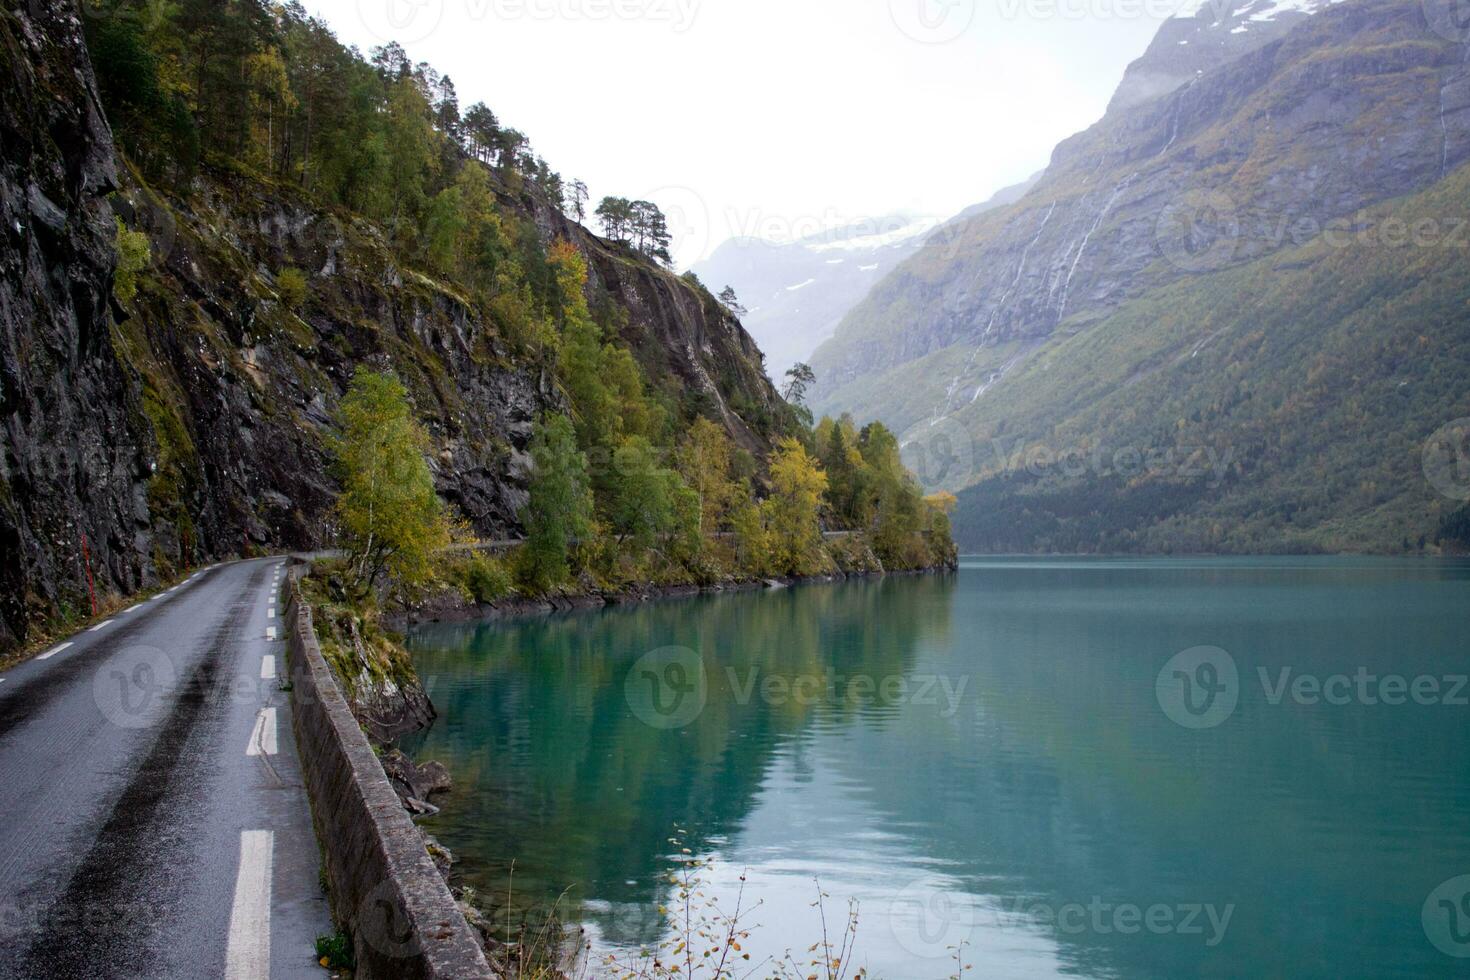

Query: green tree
859;421;928;565
783;362;816;405
596;196;633;241
718;286;747;317
332;369;449;595
461;102;500;163
675;416;736;537
607;437;675;549
729;487;770;575
521;414;594;590
423;184;468;276
819;415;873;528
763;438;828;576
382;74;439;240
567;179;589;222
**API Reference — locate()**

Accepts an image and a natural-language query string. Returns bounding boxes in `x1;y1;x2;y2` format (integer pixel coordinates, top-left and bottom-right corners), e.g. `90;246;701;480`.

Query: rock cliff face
811;0;1470;427
0;2;140;649
0;1;787;651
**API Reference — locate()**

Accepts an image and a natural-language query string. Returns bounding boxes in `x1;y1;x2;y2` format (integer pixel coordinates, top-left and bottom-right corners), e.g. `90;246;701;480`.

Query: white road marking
122;604;141;614
0;678;6;686
38;642;73;660
260;655;276;680
267;608;275;619
265;626;277;641
88;620;113;633
224;830;274;980
246;707;278;757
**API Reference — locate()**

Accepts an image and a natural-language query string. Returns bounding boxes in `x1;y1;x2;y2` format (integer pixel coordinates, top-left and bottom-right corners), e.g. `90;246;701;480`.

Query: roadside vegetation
83;0;955;597
323;363;954;620
79;4;955;971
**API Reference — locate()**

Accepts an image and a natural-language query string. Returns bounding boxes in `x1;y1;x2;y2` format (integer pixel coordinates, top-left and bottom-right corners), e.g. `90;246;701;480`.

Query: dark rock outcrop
0;0;789;652
0;2;145;649
382;748;454;814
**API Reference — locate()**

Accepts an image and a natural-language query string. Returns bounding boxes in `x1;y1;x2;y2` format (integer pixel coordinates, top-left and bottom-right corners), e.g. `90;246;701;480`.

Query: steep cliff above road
0;1;792;651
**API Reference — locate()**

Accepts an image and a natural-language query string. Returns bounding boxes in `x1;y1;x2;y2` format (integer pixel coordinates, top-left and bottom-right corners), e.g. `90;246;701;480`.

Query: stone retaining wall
284;569;492;979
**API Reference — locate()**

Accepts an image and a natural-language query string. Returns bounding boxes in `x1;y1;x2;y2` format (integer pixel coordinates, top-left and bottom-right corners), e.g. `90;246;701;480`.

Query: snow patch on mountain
806;218;940;254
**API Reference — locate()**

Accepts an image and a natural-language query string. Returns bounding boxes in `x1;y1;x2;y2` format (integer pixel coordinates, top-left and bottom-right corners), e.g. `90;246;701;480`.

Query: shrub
277;266;308;311
113;218;151;303
463;554;512;603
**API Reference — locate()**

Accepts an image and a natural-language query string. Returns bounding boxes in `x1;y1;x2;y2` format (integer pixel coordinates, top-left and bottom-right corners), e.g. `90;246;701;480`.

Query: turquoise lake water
403;557;1470;978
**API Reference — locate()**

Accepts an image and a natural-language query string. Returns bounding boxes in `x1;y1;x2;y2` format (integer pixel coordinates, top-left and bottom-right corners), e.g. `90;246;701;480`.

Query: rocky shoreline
383;561;957;632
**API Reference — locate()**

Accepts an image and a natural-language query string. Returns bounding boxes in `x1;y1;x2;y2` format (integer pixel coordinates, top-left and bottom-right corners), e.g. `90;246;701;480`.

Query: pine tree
718;286;747;317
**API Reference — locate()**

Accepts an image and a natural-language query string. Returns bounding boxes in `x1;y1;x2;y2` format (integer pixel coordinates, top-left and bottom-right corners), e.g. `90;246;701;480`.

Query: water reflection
405;559;1470;978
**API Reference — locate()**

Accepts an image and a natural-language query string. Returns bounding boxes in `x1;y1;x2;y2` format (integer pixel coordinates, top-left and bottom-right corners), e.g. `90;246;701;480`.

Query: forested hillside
807;0;1470;554
948;163;1470;553
0;0;953;651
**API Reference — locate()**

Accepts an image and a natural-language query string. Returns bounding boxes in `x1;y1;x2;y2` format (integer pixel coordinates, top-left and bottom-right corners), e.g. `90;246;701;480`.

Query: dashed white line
38;642;73;660
265;626;277;641
223;830;274;980
260;655;276;680
87;620;113;633
246;707;278;757
122;604;141;614
267;608;275;619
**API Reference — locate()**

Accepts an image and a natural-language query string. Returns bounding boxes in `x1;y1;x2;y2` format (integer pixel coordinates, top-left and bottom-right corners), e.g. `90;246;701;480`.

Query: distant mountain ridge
808;0;1470;553
692;214;935;379
692;179;1035;378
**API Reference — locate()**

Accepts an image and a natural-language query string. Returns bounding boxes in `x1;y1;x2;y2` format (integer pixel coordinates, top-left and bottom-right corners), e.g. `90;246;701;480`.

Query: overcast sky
317;0;1183;266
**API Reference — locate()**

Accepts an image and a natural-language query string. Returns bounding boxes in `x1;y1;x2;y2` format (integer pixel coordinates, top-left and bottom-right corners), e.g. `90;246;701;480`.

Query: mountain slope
695;180;1036;380
813;0;1470;421
0;1;792;650
692;215;937;379
808;0;1470;552
950;161;1470;553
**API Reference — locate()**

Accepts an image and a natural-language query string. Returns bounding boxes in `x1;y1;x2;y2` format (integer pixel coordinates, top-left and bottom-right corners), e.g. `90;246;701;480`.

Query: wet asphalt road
0;558;329;979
